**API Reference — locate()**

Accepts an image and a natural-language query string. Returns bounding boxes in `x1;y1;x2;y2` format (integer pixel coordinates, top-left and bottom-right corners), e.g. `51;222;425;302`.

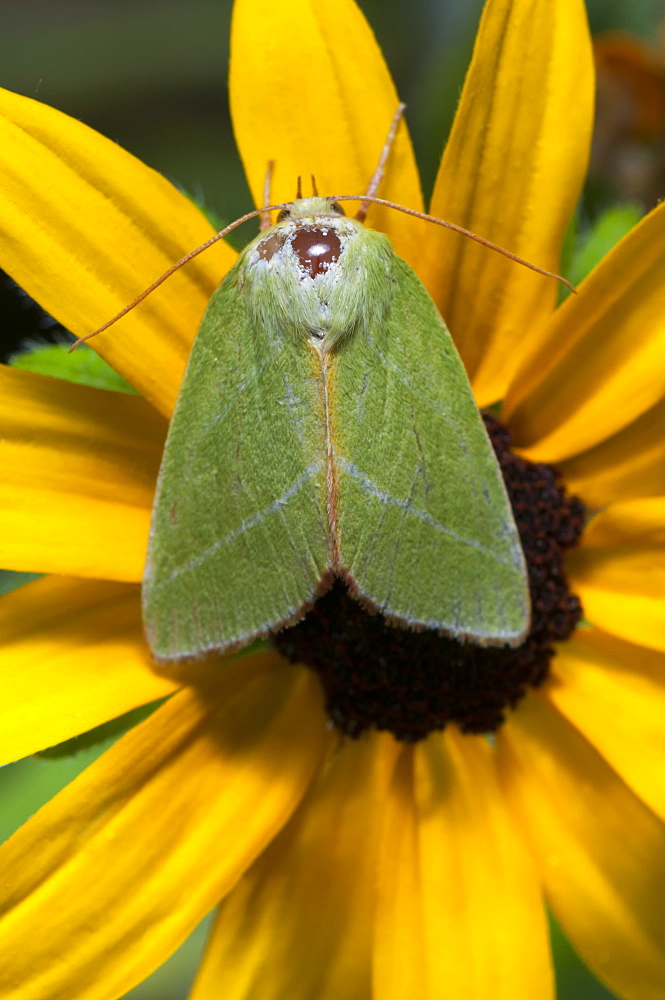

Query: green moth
142;195;530;661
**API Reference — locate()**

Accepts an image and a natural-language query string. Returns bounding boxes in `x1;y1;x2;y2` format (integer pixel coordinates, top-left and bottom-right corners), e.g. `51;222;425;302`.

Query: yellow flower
0;1;664;998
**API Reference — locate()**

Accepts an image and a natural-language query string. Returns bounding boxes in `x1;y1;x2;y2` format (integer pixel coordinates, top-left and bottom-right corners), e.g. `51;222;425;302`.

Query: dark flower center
272;414;585;742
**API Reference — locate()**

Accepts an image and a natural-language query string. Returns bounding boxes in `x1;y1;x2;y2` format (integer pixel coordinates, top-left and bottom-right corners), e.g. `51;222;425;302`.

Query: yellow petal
0;87;236;418
0;576;181;766
0;656;326;1000
567;498;665;651
504;201;665;459
0;366;164;581
499;690;665;1000
558;394;665;507
548;629;665;822
191;731;399;1000
374;731;553;1000
230;0;424;266
422;0;594;406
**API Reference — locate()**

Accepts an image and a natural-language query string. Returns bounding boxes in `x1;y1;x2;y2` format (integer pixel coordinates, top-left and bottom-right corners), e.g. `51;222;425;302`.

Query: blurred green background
1;0;664;997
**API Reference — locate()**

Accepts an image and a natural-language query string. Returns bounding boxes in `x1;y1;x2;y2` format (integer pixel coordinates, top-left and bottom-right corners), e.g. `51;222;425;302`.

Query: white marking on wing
161;462;322;585
339;458;514;567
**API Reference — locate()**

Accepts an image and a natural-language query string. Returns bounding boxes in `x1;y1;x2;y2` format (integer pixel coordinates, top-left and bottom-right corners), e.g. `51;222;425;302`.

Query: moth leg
355;102;406;222
259;160;276;231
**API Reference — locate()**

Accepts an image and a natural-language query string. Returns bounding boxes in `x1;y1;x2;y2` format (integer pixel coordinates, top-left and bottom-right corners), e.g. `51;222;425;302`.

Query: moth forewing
142;196;530;661
331;252;529;645
142;212;333;662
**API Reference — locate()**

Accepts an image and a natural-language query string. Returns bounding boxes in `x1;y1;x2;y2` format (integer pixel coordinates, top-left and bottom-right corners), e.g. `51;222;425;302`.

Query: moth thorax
256;224;343;279
244;216;393;349
291;227;342;278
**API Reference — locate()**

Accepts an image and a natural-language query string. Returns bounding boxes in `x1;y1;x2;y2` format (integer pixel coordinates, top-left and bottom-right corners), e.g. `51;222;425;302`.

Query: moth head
276;197;346;224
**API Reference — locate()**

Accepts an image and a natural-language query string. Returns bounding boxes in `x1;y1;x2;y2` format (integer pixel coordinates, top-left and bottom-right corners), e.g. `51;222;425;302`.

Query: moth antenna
356;102;407;223
311;174;319;196
296;176;303;200
259;160;275;232
71;188;575;351
69;201;301;349
335;195;576;294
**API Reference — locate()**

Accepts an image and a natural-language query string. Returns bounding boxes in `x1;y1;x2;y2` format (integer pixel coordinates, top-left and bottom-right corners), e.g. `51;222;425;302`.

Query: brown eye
276;208;292;222
330;202;345;216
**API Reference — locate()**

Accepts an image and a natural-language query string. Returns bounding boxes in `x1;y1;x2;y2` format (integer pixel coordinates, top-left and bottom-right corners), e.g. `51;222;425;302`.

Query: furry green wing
143;264;331;661
332;255;530;645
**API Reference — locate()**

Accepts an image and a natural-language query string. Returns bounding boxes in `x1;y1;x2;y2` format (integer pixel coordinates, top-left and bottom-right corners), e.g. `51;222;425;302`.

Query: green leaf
0;570;41;597
557;210;579;305
563;203;644;298
37;697;168;759
9;341;137;393
550;912;621;1000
